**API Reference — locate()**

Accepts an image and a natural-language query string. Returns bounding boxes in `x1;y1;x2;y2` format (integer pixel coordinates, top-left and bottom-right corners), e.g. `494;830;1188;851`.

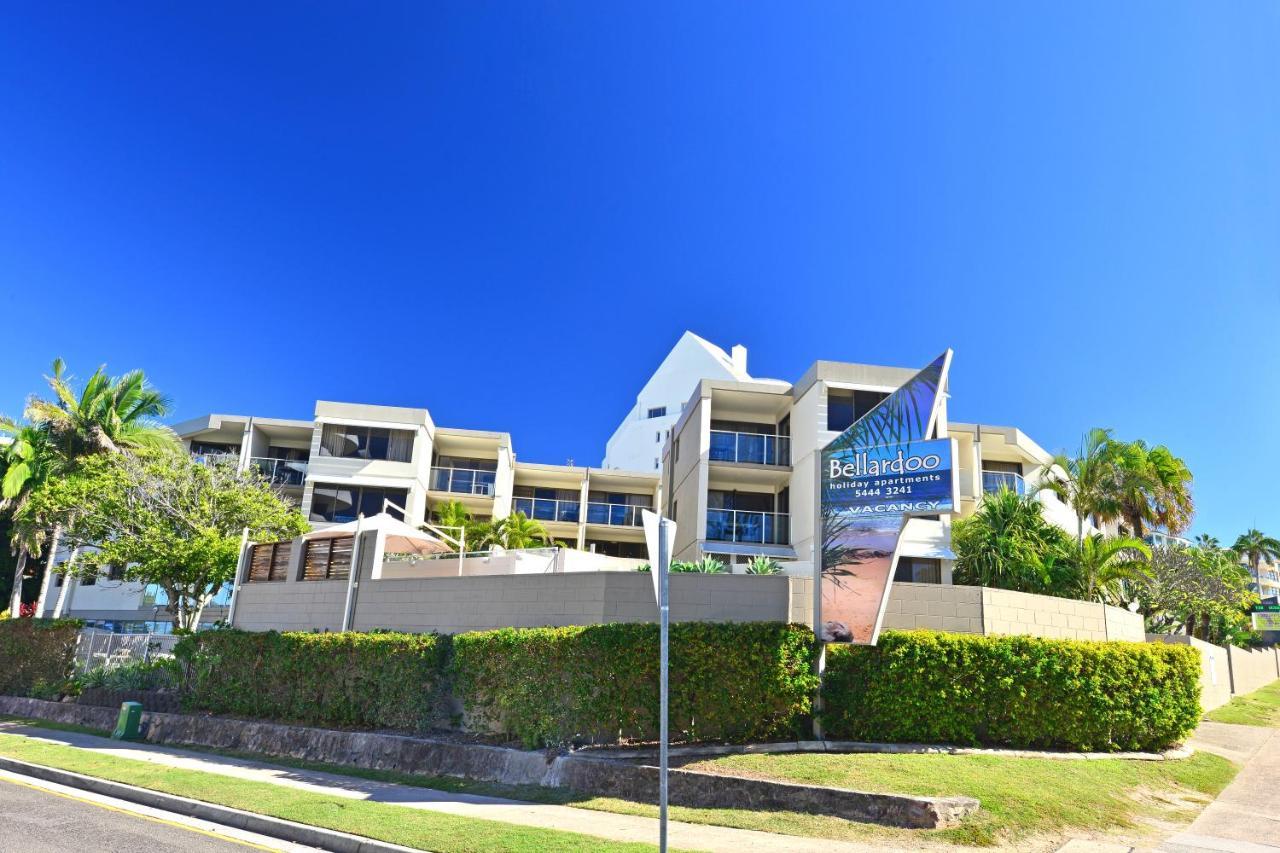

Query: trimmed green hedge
0;618;82;698
175;629;450;730
821;631;1202;752
451;622;819;748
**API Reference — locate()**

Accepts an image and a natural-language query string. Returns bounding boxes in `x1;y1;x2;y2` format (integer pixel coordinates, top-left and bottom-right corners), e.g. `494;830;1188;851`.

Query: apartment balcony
585;502;646;527
248;457;308;487
706;509;790;545
513;496;581;524
981;471;1025;496
430;466;497;497
709;431;791;466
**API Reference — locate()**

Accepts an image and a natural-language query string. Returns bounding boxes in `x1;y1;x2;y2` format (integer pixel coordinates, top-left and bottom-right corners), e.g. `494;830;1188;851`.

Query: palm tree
1072;534;1151;604
17;361;177;615
1040;428;1122;545
1232;529;1280;582
25;359;176;457
1112;441;1194;539
492;512;549;549
1194;533;1220;549
951;489;1075;593
0;422;61;616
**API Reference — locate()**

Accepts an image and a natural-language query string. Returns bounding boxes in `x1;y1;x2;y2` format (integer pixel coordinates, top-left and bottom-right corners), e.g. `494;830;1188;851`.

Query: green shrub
175;628;450;730
821;630;1201;752
0;619;82;698
451;621;818;748
78;658;182;692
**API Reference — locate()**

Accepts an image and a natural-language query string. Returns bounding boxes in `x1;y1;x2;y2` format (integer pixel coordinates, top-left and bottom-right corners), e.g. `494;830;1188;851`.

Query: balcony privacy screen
303;536;354;581
247;542;292;583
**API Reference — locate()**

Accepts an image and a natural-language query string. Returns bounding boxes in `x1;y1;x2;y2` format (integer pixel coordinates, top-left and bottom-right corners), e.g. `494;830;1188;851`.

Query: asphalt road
0;772;299;853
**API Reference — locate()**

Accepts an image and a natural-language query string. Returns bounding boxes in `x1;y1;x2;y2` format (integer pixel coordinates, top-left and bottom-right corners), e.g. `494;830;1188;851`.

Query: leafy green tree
1231;528;1280;582
20;451;307;631
1136;543;1257;645
426;499;492;551
952;489;1078;594
1071;534;1150;605
0;423;62;616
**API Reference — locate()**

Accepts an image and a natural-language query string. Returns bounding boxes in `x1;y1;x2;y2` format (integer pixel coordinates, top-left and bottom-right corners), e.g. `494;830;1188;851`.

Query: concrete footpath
0;722;903;853
1157;721;1280;853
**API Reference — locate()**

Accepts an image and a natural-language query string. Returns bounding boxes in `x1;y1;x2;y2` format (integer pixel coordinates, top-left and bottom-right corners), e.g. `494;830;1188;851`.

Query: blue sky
1;3;1276;542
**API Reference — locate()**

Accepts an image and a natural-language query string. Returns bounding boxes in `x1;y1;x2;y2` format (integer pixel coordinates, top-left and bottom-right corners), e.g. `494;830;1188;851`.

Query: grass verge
1204;679;1280;727
0;732;665;853
680;751;1237;846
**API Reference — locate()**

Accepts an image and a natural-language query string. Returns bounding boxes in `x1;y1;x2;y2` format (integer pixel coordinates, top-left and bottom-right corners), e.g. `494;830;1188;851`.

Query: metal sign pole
658;517;670;853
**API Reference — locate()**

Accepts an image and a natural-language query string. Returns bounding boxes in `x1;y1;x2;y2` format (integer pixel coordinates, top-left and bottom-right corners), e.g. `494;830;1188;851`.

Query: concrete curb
0;755;424;853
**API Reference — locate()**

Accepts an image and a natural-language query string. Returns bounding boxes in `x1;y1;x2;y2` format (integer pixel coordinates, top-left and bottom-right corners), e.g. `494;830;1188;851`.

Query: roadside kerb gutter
0;755;425;853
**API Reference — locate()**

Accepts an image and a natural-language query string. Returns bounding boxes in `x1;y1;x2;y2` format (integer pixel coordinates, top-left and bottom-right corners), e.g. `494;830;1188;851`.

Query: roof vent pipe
730;344;747;375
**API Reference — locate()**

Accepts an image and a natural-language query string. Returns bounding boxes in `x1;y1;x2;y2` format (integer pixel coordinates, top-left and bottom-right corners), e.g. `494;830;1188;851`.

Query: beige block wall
1149;634;1232;712
884;582;983;634
233;577;347;632
982;587;1111;641
1227;645;1280;696
1104;603;1147;642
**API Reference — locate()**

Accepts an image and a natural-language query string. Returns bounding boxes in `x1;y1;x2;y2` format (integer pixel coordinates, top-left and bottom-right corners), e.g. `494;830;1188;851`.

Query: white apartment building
658;357;1088;582
48;331;1103;631
603;331;753;472
1248;560;1280;602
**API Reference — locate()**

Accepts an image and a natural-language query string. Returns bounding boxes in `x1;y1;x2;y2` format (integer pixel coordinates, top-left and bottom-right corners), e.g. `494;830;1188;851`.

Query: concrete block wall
884;583;983;634
1148;634;1233;712
982;587;1110;640
233;578;347;632
1226;645;1280;696
1104;603;1147;642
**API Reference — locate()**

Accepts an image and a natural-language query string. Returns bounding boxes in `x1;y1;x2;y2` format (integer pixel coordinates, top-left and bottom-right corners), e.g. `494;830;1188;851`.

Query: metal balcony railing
706;509;790;545
981;471;1025;496
513;497;581;523
585;502;647;527
249;457;308;486
430;466;496;496
708;431;791;466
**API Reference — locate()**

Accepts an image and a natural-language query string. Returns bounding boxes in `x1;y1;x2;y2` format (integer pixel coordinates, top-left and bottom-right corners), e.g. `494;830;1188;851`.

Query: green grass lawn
0;733;667;853
1205;679;1280;727
680;750;1238;847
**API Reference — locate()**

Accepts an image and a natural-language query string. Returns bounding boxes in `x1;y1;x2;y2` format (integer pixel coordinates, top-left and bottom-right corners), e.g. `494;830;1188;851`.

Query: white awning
304;513;452;557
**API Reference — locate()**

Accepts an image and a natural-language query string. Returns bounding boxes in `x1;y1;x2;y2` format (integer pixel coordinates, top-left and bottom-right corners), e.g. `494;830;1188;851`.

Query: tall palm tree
25;359;176;457
1073;534;1151;604
1112;441;1194;539
1194;533;1220;549
1232;529;1280;582
1040;428;1122;545
18;360;177;615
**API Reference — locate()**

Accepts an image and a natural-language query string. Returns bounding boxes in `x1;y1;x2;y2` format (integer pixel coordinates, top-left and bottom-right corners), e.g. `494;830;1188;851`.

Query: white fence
74;630;181;673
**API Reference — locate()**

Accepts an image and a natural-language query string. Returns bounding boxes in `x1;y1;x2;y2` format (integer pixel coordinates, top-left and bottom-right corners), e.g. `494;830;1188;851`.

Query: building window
309;484;408;523
894;557;942;584
656;432;661;443
673;436;680;463
827;389;890;432
647;406;667;419
318;424;414;462
654;458;659;469
247;541;293;582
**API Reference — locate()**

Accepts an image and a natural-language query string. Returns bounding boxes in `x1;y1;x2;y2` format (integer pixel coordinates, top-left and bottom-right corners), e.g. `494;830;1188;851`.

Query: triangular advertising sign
816;350;955;645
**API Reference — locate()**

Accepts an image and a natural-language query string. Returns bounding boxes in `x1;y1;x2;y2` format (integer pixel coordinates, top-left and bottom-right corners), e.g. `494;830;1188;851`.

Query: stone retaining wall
0;696;976;829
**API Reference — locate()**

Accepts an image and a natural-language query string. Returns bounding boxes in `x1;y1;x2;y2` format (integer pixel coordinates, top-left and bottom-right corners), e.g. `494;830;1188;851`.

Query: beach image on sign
820;438;953;643
816;350;953;645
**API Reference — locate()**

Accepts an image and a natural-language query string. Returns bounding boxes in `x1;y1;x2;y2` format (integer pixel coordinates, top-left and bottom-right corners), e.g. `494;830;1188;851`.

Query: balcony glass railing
191;451;240;468
706;509;790;545
513;497;581;523
708;431;791;466
249;457;308;487
430;466;497;496
981;471;1025;496
585;502;647;527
